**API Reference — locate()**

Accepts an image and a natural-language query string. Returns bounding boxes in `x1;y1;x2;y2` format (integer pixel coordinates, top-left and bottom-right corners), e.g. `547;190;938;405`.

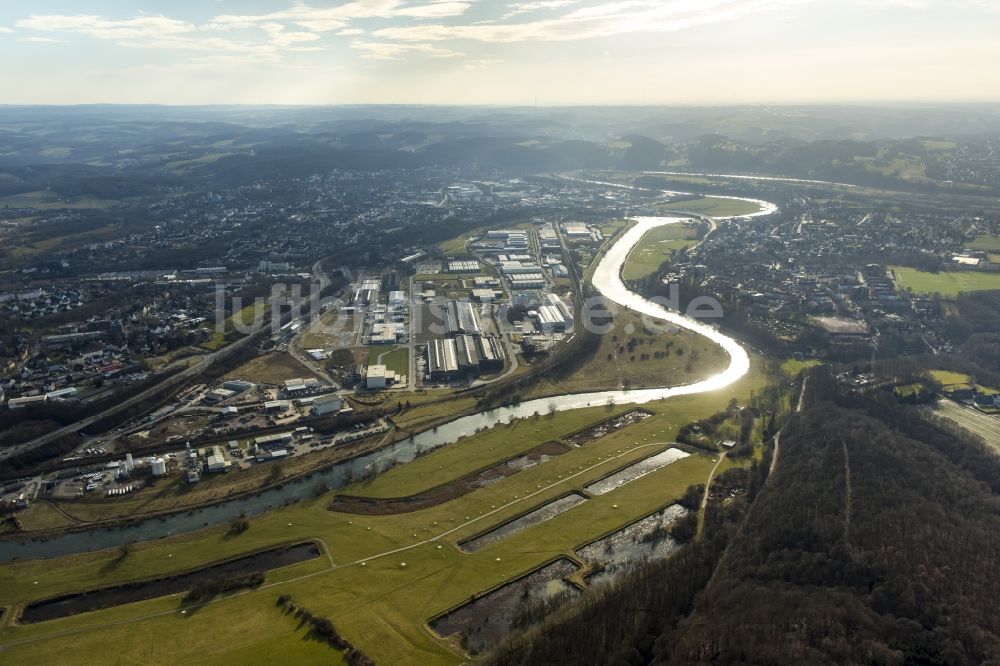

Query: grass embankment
0;360;770;665
891;265;1000;297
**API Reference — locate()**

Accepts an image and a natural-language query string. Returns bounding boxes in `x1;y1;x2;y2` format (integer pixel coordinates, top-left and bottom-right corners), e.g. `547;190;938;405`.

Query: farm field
890;265;1000;296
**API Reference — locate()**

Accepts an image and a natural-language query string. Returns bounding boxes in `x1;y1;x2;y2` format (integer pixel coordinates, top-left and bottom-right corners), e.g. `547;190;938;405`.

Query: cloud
376;0;805;43
502;1;579;19
15;11;325;61
19;36;63;43
0;26;14;34
207;1;473;33
463;58;503;70
16;14;194;40
351;39;463;60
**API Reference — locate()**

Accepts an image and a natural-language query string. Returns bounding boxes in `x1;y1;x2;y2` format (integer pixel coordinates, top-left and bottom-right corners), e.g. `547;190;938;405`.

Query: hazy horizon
2;1;999;106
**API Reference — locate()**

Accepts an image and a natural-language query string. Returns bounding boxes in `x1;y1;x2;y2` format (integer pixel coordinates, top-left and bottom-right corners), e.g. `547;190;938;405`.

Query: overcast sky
1;0;999;105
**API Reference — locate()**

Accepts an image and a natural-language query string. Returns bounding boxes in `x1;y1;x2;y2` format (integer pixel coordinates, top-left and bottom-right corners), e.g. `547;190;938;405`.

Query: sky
0;0;999;105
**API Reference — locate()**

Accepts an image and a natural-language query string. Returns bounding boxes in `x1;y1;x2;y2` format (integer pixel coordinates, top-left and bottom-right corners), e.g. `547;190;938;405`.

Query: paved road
2;328;268;463
932;398;1000;451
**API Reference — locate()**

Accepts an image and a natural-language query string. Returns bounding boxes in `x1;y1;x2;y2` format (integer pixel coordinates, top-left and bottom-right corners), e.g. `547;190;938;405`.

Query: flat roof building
313;394;344;416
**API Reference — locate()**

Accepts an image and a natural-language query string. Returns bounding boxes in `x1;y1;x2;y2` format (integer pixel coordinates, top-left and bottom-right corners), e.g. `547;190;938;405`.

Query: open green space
780;358;820;378
891;266;1000;297
200;302;265;350
969;235;1000;252
654;196;762;218
525;309;729;398
621;224;698;280
224;351;319;385
0;356;773;665
367;346;409;377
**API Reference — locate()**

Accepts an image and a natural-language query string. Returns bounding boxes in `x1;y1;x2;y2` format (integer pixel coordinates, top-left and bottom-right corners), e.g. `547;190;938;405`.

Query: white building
313;394;345;416
366;364;387;389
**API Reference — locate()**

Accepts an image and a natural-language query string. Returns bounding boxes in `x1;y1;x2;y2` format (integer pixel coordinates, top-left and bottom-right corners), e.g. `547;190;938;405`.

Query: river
0;201;773;562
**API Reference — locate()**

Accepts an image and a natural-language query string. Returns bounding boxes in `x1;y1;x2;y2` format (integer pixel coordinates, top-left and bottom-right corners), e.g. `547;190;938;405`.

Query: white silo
150;457;167;477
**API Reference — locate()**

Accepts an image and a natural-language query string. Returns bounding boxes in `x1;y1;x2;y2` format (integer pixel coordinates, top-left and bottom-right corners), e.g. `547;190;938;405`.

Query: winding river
0;199;775;562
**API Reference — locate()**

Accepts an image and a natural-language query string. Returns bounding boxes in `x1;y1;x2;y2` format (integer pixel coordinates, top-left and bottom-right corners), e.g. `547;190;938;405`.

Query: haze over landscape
1;0;1000;104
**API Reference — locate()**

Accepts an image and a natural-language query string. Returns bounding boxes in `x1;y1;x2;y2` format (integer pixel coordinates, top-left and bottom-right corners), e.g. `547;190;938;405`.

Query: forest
490;366;1000;664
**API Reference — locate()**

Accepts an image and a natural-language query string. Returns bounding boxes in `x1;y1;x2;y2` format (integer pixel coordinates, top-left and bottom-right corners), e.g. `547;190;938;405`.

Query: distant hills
1;104;999;196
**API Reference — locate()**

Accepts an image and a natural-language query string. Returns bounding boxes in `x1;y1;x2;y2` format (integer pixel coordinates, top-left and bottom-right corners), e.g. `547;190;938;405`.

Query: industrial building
448;260;480;273
284;377;320;394
205;446;231;473
388;290;406;307
499;260;543;275
476;336;506;372
264;399;291;412
364;364;400;389
533;293;574;332
446;300;482;336
354;278;382;305
312;393;345;416
471;289;498;302
455;335;480;372
486;229;518;239
508;274;546;289
255;432;293;446
539;223;561;249
204;388;237;404
7;395;47;409
427;335;505;380
428;338;459;380
370;322;406;344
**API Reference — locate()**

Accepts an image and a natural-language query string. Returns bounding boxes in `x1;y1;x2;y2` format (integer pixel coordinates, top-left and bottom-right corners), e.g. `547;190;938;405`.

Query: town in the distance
1;104;1000;665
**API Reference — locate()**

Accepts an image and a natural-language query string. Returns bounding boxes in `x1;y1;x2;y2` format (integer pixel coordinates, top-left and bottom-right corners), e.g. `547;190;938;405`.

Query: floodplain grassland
891;265;1000;296
621;223;698;280
654;196;763;218
0;360;771;666
524;310;729;399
